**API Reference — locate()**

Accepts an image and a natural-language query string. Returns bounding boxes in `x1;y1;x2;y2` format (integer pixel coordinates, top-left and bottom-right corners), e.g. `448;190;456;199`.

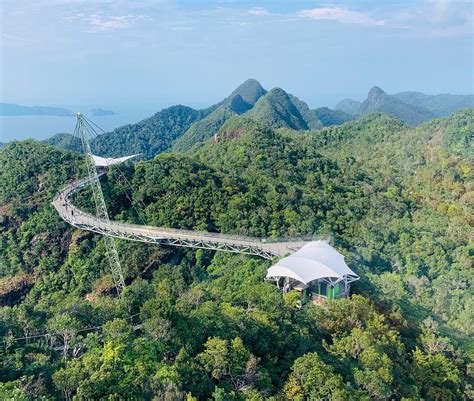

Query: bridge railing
261;235;318;243
54;178;314;246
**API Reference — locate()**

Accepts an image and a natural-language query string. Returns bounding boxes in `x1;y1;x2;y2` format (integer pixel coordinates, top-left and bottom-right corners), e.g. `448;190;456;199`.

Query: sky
1;0;473;109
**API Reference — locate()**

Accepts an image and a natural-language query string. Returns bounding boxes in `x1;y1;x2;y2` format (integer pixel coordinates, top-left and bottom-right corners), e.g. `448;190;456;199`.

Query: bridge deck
52;177;308;259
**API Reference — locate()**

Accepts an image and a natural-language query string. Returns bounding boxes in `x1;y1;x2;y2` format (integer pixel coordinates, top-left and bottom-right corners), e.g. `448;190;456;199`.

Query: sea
0;104;162;143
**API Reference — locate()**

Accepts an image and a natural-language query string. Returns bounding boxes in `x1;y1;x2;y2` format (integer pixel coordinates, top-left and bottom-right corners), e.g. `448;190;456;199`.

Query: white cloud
69;13;145;33
84;14;145;32
62;9;148;33
248;7;269;16
297;7;385;27
62;12;85;21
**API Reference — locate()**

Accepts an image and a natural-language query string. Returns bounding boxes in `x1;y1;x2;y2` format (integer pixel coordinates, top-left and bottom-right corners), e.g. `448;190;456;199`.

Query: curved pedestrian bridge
52;176;309;259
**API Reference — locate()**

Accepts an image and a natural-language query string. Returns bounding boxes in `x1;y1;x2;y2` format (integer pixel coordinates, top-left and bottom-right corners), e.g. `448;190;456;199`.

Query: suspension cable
79;116;149;225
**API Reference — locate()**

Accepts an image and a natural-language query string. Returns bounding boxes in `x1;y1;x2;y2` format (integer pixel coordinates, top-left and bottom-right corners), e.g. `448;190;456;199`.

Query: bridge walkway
52;177;308;259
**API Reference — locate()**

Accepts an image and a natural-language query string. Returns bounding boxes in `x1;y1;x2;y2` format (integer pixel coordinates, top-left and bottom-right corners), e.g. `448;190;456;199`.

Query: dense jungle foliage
0;109;472;400
312;107;355;126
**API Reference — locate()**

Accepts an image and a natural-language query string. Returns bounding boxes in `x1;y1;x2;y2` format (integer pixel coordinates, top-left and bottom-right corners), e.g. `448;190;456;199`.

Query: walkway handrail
52;176;309;259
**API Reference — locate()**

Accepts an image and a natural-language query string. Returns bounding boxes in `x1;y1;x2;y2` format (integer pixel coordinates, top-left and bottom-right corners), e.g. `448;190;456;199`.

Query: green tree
282;352;361;401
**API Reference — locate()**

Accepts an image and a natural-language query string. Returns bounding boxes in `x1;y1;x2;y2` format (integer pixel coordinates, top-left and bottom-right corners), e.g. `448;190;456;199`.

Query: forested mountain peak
171;107;237;153
43;104;206;159
244;87;309;130
214;116;267;143
227;93;253;114
169;81;266;153
367;85;386;97
288;94;323;129
87;104;204;159
172;86;313;152
364;86;388;108
360;85;436;126
334;89;474;121
228;78;267;105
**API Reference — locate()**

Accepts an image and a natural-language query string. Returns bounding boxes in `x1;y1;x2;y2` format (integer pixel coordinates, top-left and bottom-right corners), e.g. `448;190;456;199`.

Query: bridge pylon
75;114;126;295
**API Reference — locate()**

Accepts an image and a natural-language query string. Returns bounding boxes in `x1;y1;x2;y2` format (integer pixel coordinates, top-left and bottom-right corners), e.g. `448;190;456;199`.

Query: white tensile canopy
266;241;359;285
91;154;139;167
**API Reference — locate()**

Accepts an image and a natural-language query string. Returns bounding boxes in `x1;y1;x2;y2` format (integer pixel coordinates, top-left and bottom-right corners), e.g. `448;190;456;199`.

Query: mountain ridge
40;80;474;158
244;87;309;130
334;88;474;123
334;98;361;115
392;91;474;117
359;86;436;126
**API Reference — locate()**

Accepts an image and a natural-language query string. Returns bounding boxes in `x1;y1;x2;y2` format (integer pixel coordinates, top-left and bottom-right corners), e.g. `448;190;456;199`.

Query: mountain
335;91;474;120
171;79;267;152
334;98;361;115
45;82;472;159
44;105;212;158
223;78;267;106
313;107;355;126
45;133;83;153
393;91;474;117
44;79;268;157
0;103;73;116
90;105;209;159
44;105;206;159
359;86;436;126
171;107;236;152
244;87;309;130
226;93;252;114
288;94;323;129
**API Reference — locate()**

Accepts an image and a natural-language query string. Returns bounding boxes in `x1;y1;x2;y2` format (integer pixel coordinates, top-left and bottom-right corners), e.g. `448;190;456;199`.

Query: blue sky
1;0;473;109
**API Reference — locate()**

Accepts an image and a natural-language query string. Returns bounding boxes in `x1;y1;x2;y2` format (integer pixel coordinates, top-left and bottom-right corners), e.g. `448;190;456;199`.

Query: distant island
0;103;73;116
91;107;115;116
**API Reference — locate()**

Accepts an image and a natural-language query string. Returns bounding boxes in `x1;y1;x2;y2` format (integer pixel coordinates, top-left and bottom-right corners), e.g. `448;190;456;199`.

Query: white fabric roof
266;241;358;285
92;154;139;167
